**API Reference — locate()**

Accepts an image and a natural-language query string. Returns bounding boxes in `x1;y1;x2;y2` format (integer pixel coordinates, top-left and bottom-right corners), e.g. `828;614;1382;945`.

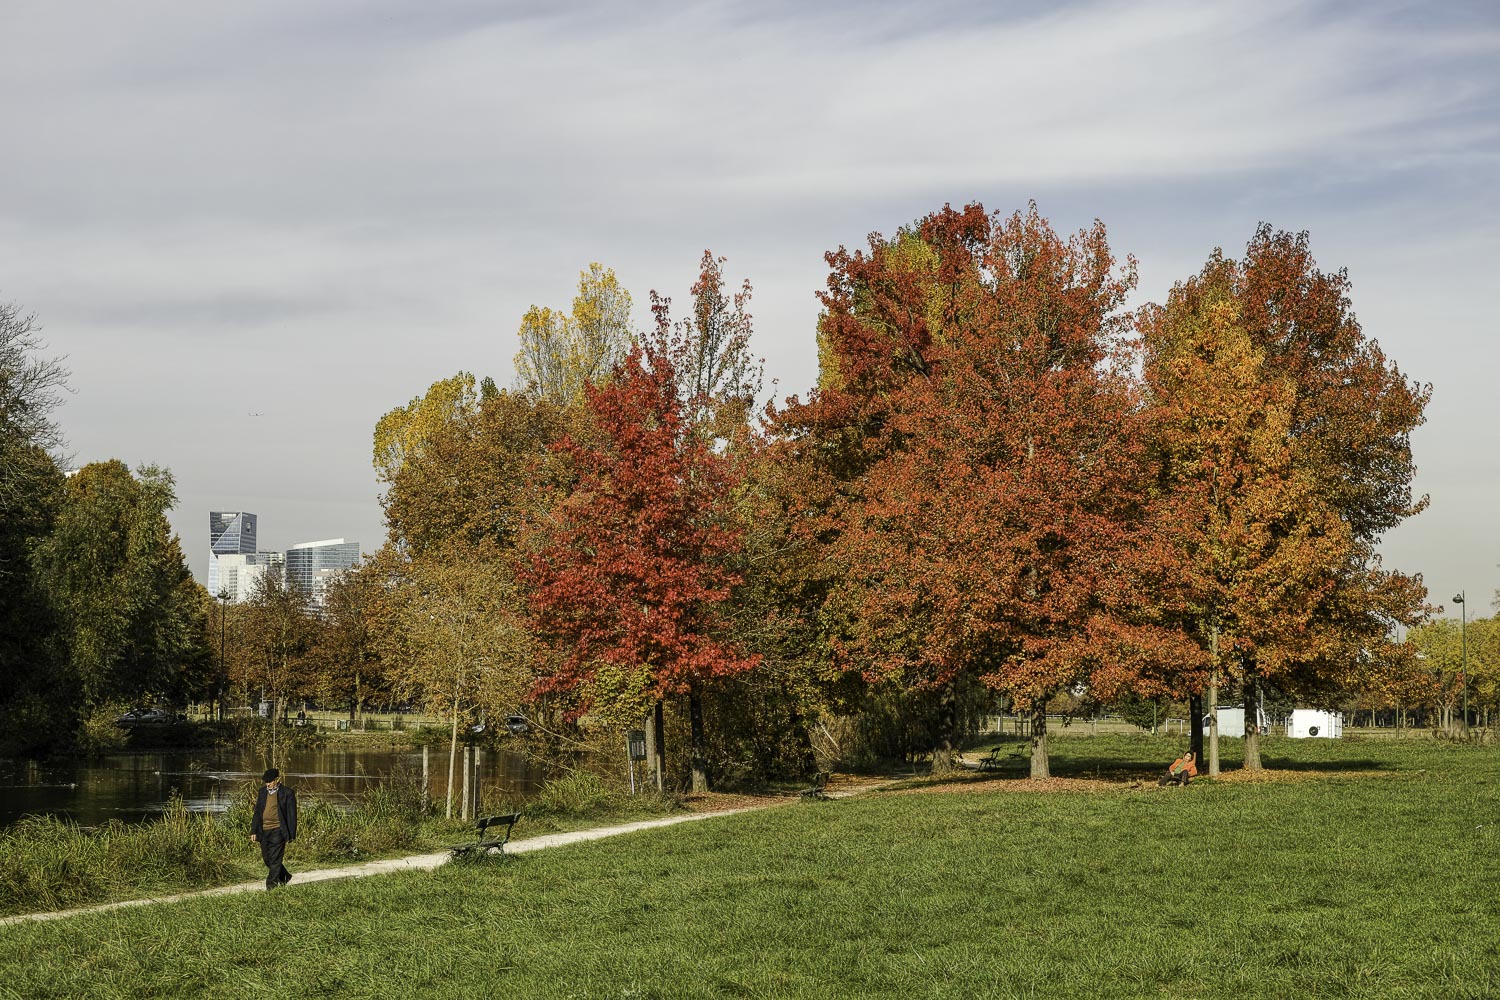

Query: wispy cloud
0;0;1493;596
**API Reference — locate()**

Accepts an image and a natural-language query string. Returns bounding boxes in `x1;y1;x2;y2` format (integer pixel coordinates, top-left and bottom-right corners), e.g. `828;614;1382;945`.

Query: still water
0;748;547;827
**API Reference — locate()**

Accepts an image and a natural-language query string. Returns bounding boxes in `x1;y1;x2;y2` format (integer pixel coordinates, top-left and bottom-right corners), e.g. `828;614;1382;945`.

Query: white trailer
1287;708;1343;739
1202;705;1268;737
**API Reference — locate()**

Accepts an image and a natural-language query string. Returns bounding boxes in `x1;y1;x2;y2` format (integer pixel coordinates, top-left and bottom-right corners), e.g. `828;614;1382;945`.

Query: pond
0;747;548;827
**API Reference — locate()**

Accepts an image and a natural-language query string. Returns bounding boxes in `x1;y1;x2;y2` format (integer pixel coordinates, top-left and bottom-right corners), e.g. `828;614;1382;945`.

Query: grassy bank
0;770;679;918
1;737;1495;998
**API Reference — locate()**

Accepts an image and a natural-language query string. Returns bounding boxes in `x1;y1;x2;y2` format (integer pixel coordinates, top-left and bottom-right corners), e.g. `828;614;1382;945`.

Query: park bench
450;812;521;858
976;745;1025;771
800;771;831;801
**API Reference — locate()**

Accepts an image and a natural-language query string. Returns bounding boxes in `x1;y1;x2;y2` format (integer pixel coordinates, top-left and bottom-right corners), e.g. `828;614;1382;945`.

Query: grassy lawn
2;736;1495;999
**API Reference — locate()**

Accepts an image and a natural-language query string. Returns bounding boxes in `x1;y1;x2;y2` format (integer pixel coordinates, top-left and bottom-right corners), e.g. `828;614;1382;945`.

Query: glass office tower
284;538;360;608
208;511;258;595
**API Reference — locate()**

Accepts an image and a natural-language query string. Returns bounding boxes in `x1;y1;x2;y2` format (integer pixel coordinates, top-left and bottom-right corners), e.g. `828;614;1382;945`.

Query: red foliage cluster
525;334;758;708
783;204;1203;717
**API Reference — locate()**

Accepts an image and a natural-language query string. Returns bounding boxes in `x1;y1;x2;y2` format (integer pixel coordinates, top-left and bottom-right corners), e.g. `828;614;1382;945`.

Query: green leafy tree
0;298;69;502
386;546;533;817
376;379;571;559
35;461;210;718
242;570;318;762
308;565;388;725
0;298;70;752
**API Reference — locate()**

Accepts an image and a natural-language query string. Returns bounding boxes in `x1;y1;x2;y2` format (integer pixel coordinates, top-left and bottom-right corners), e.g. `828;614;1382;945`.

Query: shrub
75;701;131;756
529;771;612;816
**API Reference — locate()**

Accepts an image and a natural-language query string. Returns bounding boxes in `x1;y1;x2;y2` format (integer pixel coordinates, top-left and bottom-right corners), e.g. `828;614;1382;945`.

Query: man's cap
263;767;280;783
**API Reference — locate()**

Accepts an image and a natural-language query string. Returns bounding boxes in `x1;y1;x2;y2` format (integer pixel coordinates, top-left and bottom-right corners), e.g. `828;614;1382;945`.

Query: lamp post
1453;592;1468;739
216;588;229;721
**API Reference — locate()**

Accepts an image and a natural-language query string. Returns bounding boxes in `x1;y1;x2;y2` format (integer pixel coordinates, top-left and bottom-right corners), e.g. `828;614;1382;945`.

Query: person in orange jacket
1159;750;1197;787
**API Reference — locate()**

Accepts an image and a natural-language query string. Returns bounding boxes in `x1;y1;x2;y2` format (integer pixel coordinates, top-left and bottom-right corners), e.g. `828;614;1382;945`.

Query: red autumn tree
525;320;758;793
781;203;1201;778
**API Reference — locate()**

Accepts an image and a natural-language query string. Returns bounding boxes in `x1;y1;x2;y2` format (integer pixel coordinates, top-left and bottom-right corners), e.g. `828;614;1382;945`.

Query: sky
1;0;1496;620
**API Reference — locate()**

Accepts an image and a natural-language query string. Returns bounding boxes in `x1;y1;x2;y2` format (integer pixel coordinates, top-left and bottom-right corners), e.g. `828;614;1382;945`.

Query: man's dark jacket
251;784;298;840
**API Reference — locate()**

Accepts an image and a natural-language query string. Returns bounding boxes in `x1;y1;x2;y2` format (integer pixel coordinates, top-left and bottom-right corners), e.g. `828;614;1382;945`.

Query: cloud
0;0;1494;597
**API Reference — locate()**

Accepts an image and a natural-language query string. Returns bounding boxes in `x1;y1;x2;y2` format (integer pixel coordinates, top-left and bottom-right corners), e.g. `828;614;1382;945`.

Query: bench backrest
476;813;521;834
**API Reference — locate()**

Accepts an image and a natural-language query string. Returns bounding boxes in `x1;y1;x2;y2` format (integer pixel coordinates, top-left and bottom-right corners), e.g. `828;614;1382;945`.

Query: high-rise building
214;551;285;603
284;538;360;608
208;511;257;595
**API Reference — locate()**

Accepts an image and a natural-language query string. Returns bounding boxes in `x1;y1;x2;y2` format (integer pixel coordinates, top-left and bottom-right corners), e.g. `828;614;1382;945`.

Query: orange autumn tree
1142;228;1430;769
783;203;1200;778
1143;285;1351;775
525;316;758;793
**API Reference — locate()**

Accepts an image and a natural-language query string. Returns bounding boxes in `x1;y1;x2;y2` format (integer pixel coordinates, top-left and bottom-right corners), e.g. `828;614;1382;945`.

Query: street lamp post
216;589;229;721
1453;592;1469;739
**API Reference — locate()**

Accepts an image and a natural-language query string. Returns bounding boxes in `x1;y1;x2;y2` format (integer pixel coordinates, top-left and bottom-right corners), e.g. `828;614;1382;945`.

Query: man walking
249;767;298;889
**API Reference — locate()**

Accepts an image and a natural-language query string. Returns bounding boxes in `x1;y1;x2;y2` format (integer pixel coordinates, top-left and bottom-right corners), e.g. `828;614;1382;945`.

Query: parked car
114;708;172;727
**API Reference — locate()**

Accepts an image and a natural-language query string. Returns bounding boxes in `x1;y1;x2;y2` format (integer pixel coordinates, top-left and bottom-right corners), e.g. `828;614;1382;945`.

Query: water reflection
0;748;547;827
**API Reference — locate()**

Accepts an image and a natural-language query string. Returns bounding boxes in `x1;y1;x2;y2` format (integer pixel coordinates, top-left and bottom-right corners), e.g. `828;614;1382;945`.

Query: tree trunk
446;689;461;818
931;681;958;775
460;746;471;821
786;700;818;776
651;700;666;791
1189;693;1204;762
1243;675;1263;770
1029;705;1049;780
1208;671;1220;777
1207;624;1220;776
271;650;286;766
688;686;709;793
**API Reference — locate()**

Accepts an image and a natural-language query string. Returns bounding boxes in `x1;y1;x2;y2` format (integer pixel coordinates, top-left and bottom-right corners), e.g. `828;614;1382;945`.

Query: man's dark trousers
260;829;292;889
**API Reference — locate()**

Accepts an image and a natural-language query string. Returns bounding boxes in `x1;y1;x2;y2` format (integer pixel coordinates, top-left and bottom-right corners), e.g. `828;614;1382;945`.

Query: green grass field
2;736;1495;999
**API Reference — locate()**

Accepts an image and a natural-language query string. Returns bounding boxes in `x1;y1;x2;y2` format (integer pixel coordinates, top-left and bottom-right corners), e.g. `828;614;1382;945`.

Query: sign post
627;729;647;794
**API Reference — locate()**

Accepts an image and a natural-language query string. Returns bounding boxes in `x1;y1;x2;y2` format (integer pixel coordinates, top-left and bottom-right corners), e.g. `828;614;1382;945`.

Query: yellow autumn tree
513;263;634;408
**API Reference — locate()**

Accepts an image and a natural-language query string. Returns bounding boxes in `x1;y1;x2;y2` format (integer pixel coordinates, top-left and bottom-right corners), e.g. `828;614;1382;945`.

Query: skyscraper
208;511;257;595
284;538;360;608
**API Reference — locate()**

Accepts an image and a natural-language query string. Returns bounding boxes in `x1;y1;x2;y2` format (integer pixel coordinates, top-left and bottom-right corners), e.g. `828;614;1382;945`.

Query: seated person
1159;750;1198;786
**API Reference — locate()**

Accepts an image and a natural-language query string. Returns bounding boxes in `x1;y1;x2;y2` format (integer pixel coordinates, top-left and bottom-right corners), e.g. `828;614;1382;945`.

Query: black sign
627;729;647;761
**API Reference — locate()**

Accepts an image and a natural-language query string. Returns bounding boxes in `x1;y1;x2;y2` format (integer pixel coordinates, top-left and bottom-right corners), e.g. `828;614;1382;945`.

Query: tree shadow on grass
1255;757;1385;773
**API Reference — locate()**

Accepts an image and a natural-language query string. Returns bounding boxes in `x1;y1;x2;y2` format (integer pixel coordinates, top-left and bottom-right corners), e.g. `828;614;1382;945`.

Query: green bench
800;771;831;801
450;813;521;858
